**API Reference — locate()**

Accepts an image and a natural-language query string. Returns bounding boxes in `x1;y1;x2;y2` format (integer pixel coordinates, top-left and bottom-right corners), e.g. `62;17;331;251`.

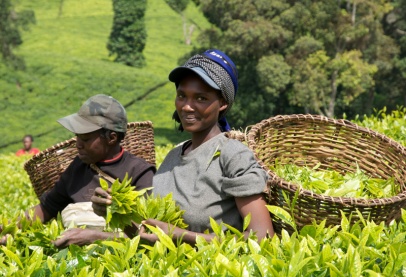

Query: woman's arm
235;194;274;239
52;228;136;248
138;219;215;245
28;204;53;223
139;193;274;245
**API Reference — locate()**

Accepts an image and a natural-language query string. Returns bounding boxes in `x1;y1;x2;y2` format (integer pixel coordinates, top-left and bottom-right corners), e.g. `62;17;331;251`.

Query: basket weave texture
24;121;155;198
247;114;406;233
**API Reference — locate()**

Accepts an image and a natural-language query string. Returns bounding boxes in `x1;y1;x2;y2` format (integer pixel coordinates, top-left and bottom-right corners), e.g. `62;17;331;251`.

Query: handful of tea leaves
271;162;398;199
134;193;188;229
100;174;187;229
100;175;147;229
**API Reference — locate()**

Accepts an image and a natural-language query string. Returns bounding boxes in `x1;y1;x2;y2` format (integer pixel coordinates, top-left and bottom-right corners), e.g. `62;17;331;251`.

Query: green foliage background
0;0;210;153
355;107;406;146
1;0;406;273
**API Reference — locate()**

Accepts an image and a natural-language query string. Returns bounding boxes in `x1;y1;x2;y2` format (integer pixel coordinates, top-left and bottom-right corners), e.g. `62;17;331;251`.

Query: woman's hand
139;219;184;243
0;234;9;246
123;221;142;239
0;225;9;246
91;187;112;217
53;228;103;248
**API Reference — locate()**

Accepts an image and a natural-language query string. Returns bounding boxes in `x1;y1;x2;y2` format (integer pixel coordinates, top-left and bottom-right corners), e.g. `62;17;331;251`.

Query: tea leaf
266;205;295;229
210;218;222;237
99;178;109;191
206;145;221;170
105;174;144;229
243;213;251;231
146;225;177;253
1;246;24;269
271;162;398;199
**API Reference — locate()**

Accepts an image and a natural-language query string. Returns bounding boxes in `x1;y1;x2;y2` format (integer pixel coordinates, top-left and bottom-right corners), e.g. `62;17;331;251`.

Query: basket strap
89;164;117;184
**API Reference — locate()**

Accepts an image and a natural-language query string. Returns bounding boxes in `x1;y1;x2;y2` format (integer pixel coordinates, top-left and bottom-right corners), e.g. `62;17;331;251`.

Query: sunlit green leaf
243;213;251;231
147;225;177;253
1;246;24;269
210;217;222;237
266;205;295;229
100;178;109;191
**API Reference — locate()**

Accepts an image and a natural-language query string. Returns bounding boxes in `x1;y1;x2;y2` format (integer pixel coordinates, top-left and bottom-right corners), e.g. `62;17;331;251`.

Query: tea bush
0;111;405;276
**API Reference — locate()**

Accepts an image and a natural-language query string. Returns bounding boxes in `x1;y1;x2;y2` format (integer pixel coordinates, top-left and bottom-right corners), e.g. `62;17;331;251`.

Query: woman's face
75;130;110;164
175;73;228;134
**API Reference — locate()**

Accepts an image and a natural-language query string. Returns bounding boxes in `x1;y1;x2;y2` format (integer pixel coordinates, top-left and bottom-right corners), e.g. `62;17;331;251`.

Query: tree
375;0;406;110
192;0;399;125
0;0;35;70
291;50;377;117
107;0;147;67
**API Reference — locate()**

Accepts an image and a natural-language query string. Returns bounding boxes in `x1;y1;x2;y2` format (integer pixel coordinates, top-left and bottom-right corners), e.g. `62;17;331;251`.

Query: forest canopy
191;0;406;126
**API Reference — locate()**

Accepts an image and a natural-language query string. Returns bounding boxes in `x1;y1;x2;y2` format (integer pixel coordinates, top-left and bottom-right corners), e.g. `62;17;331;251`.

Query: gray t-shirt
153;133;267;233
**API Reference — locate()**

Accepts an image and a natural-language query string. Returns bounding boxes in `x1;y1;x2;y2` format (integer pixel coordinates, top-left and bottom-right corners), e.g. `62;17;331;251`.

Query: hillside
0;0;210;153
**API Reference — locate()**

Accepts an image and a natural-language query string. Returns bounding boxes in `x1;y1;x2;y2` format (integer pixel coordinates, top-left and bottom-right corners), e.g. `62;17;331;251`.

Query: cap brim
57;113;102;134
169;67;220;90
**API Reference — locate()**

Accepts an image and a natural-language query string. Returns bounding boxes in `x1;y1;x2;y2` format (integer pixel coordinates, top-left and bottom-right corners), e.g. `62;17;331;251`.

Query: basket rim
247;114;406;206
24;138;75;170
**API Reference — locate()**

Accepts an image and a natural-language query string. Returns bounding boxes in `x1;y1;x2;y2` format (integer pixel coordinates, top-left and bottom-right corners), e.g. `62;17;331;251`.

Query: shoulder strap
89;163;117;184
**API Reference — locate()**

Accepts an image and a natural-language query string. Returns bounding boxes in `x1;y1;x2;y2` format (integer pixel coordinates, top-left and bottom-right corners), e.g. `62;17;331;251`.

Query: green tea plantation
0;110;405;276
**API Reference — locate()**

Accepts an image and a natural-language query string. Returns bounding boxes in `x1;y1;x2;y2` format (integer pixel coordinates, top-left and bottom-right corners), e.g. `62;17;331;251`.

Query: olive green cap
57;94;127;134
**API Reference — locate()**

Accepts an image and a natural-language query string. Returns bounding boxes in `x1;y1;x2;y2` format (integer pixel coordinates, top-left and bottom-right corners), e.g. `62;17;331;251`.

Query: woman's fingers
92;203;107;216
124;221;141;238
91;189;111;216
138;219;183;243
142;218;157;225
91;187;112;215
138;223;159;243
139;232;159;243
53;228;98;249
91;195;111;206
0;234;9;245
94;187;112;200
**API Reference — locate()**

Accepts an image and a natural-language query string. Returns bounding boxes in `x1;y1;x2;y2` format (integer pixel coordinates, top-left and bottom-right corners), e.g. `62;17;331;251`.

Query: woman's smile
182;114;198;124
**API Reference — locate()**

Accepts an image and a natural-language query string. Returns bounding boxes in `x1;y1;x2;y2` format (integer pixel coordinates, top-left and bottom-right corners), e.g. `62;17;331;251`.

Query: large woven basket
247;114;406;233
24;121;155;198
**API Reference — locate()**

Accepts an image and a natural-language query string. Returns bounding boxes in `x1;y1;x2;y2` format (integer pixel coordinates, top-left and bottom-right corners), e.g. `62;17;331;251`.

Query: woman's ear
107;132;118;145
219;99;228;112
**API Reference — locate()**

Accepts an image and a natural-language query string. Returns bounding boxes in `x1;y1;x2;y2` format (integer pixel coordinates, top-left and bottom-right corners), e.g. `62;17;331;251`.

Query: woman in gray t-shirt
144;49;274;244
93;49;274;244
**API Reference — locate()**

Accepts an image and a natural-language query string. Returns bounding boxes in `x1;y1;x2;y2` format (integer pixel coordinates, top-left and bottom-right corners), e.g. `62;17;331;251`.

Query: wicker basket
247;114;406;233
224;130;246;143
24;121;155;198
